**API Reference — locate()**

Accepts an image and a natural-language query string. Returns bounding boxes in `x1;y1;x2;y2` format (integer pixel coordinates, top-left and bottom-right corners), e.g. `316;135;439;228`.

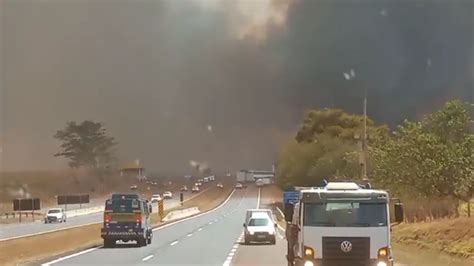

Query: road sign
13;198;41;211
57;194;90;205
283;191;300;205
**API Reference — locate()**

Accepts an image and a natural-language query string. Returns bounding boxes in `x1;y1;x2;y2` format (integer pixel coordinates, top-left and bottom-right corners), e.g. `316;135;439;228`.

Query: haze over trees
277;100;473;218
54;121;118;171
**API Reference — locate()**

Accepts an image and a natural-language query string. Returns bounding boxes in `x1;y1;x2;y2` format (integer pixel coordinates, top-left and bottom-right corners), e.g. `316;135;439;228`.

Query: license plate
257;235;266;239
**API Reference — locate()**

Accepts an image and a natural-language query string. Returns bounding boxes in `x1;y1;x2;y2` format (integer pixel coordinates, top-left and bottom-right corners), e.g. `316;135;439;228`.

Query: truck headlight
269;231;275;235
378;247;390;259
304;246;315;259
303;261;314;266
377;262;387;266
249;231;254;235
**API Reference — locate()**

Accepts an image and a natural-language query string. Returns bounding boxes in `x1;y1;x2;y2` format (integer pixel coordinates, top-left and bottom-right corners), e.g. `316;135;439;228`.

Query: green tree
54;121;118;170
371;100;473;216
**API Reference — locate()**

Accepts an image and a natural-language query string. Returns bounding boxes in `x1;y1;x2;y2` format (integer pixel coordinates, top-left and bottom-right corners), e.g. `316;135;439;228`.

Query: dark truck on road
101;193;153;248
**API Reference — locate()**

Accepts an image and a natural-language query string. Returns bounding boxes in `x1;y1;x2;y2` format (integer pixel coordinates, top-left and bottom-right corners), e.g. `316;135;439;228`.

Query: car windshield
248;218;270;227
48;210;61;214
304;202;387;227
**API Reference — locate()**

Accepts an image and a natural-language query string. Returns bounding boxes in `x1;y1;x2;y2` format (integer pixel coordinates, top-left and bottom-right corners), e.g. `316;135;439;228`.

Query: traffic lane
148;188;258;265
0;191;188;240
52;187;253;265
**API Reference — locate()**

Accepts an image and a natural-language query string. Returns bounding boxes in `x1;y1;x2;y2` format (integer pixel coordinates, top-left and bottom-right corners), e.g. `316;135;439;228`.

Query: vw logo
340;241;353;253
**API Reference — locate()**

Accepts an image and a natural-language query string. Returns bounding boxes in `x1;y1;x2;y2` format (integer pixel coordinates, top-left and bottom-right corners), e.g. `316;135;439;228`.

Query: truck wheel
244;237;250;245
271;237;276;245
103;239;115;248
137;237;147;247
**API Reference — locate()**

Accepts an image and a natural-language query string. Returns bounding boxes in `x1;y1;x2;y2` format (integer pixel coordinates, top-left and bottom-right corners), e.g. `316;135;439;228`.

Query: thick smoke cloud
1;0;472;173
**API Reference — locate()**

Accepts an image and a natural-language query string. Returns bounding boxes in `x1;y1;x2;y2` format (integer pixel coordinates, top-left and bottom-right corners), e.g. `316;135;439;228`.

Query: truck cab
101;193;153;248
285;182;404;266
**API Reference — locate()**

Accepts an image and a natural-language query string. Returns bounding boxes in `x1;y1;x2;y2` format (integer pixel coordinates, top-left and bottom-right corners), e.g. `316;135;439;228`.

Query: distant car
180;185;188;192
163;191;173;199
243;212;276;245
209;176;215;181
235;183;243;189
195;182;202;187
45;208;66;223
203;177;209;183
198;179;204;183
226;173;232;177
217;183;224;188
191;186;200;193
150;194;162;203
130;185;138;190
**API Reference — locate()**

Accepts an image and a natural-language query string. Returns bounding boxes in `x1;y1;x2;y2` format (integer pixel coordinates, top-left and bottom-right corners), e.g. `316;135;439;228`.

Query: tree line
276;100;473;217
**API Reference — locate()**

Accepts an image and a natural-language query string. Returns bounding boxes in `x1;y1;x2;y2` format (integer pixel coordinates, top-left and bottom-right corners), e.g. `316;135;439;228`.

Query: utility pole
362;87;368;180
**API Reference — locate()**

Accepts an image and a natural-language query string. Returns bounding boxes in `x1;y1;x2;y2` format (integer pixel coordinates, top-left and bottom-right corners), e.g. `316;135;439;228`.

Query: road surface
0;195;183;241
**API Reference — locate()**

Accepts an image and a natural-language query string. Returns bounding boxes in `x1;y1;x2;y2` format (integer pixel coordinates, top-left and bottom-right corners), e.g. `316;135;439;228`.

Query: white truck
256;178;264;187
284;182;404;266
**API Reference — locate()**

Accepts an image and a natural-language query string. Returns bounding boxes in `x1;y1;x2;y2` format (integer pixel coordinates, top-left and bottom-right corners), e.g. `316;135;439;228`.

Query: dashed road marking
209;222;213;225
170;240;179;246
198;228;203;231
187;233;193;237
142;255;154;262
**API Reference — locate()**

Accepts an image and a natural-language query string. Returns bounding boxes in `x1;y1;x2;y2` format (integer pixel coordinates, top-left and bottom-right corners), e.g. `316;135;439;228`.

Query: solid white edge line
1;221;102;242
41;247;99;266
256;187;261;209
276;206;285;218
141;255;154;262
42;188;237;265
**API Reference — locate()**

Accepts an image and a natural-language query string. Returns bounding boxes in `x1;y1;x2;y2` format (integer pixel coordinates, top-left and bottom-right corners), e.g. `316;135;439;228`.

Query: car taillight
104;214;112;223
134;214;141;224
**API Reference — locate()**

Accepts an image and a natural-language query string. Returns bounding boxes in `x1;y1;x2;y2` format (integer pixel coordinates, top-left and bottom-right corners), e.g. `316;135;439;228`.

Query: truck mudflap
295;258;393;266
101;228;144;238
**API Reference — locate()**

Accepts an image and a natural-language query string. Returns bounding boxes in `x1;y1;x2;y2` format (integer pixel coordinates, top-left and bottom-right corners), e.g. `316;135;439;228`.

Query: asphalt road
0;196;183;241
43;187;257;266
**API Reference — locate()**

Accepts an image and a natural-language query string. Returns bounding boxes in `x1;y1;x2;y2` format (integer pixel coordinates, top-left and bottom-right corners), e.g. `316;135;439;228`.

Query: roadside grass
392;217;474;259
0;184;233;266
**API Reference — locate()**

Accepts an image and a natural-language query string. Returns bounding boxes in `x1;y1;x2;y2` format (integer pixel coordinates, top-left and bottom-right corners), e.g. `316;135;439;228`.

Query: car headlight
269;231;275;235
377;262;387;266
303;261;314;266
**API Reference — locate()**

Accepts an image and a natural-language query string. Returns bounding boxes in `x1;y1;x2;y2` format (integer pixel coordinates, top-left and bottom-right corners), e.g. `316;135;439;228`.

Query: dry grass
392;218;474;259
0;184;233;266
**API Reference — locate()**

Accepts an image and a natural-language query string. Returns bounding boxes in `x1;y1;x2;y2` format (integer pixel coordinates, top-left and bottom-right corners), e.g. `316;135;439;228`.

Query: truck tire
103;239;115;248
244;236;250;245
270;236;276;245
137;237;147;247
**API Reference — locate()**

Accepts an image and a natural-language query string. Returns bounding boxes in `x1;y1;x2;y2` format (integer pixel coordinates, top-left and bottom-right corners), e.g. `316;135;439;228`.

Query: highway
0;196;183;241
42;187;263;266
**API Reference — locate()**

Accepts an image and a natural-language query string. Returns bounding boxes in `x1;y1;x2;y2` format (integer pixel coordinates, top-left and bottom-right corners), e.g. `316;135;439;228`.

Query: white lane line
233;244;239;248
41;247;99;266
142;255;154;261
152;189;236;232
209;222;213;225
276;206;285;217
198;228;203;231
42;189;237;266
170;240;179;246
187;233;193;237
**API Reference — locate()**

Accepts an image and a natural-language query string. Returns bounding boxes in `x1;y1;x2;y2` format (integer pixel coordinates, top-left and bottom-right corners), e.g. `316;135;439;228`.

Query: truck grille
322;237;370;260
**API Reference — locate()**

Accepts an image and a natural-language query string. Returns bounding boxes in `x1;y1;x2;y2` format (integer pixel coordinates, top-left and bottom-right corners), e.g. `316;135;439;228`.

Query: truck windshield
304;202;387;227
105;199;141;213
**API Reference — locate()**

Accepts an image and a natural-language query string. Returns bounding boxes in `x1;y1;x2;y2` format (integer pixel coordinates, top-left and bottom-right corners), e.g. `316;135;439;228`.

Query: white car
191;186;200;193
150;194;162;203
243;212;276;245
163;191;173;199
45;208;66;223
130;184;138;190
217;183;224;188
235;183;243;189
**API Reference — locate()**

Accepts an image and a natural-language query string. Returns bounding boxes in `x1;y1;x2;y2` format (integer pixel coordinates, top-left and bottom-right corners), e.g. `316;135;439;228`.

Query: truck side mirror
284;203;294;222
394;203;404;223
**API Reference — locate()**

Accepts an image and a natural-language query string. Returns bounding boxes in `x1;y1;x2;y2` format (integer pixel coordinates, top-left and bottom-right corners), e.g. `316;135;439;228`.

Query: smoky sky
1;0;473;173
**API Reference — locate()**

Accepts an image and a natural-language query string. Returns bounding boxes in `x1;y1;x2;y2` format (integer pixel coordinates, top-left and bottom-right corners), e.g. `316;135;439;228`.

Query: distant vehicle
102;195;153;248
208;175;215;181
150;194;162;203
203;177;210;183
256;178;264;187
195;182;202;187
217;182;224;188
191;186;200;193
163;191;173;199
243;212;276;245
152;182;158;186
235;183;243;189
226;172;232;177
180;185;188;192
44;208;66;223
130;185;138;190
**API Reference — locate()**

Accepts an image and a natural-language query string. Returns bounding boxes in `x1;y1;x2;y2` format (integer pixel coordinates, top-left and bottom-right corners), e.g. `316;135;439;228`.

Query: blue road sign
283;191;300;205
